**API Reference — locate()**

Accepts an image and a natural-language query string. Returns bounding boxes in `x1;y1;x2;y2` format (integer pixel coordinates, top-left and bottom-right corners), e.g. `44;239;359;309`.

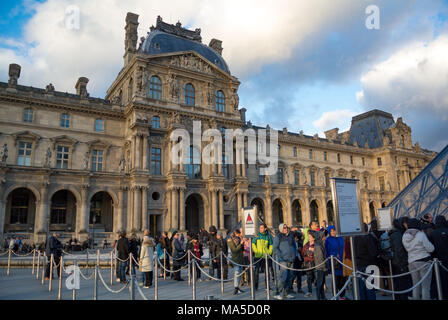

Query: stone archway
369;201;376;222
5;188;36;233
310;200;319;223
185;194;204;234
50;190;77;232
90;192;114;232
327;200;335;225
250;197;265;223
272;198;284;229
292;199;303;226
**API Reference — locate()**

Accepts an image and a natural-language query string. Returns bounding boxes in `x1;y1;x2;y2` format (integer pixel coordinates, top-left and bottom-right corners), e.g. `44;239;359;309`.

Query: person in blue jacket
325;226;347;300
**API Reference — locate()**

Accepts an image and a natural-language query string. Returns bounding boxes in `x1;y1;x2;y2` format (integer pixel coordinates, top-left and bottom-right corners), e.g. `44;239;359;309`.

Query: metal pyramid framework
388;145;448;219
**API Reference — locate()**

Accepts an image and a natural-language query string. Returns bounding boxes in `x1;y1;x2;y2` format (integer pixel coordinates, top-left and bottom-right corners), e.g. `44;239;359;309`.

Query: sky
1;0;448;151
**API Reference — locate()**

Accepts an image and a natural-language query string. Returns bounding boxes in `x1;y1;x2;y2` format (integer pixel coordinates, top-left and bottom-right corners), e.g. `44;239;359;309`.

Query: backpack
380;232;394;261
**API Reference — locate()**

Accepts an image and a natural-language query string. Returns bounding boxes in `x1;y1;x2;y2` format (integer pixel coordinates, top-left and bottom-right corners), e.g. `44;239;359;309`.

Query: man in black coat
207;226;219;279
215;233;229;279
429;215;448;299
390;218;411;300
116;231;129;283
172;231;185;281
354;223;379;300
45;233;62;279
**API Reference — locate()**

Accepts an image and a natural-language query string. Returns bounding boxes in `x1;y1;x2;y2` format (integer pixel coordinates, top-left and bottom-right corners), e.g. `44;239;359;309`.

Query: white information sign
331;178;364;236
377;208;393;231
243;207;257;238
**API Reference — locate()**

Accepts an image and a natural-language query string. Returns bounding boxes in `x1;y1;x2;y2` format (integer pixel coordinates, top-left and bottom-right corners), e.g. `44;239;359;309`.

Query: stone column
133;186;141;232
179;188;185;231
130;136;135;170
211;190;217;227
286;193;293;226
219;190;224;229
35;185;50;234
142;135;148;170
141;187;148;231
78;185;89;234
171;188;178;230
236;148;241;176
243;192;248;207
116;187;124;232
237;193;243;222
136;134;141;169
241;150;246;177
127;187;133;232
265;193;273;229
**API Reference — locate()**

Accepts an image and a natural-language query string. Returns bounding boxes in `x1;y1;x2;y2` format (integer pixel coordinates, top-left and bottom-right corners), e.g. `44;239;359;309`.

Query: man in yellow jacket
251;223;274;290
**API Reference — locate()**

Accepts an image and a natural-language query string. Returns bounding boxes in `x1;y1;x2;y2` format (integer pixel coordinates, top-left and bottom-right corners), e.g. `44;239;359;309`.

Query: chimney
8;63;21;86
124;12;139;66
75;77;89;98
209;39;223;55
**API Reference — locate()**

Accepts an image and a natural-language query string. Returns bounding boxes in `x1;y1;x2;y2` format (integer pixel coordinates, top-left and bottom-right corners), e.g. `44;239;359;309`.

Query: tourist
228;229;245;295
302;221;319;246
45;233;62;280
241;236;252;286
390;218;412;300
172;231;185;281
354;223;379;300
139;233;155;288
429;215;448;300
207;226;219;280
292;232;304;294
403;218;435;300
216;232;229;279
252;223;274;291
116;231;129;283
155;236;164;277
160;231;172;277
325;225;347;299
273;223;296;300
127;234;139;276
310;230;328;300
302;228;315;298
187;234;203;281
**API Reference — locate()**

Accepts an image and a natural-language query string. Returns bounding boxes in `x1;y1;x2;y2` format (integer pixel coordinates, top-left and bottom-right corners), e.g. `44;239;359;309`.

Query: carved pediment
12;131;42;145
86;139;111;153
50;135;78;150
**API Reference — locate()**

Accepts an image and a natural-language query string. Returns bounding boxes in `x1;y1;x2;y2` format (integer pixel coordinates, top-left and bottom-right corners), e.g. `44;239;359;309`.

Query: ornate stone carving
45;83;55;94
119;152;126;173
44;147;52;168
82;151;90;170
0;144;8;163
170;54;212;74
167;74;179;101
151;16;202;42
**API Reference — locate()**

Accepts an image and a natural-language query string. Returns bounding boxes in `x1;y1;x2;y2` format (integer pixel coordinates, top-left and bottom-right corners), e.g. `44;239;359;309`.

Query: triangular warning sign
246;214;253;223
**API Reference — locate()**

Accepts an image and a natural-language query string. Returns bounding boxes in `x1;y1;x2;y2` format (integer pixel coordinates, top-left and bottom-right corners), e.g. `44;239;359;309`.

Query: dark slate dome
140;17;230;74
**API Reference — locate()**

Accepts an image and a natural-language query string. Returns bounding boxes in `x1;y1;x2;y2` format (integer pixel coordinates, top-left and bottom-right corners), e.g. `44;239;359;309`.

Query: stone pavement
0;265;393;300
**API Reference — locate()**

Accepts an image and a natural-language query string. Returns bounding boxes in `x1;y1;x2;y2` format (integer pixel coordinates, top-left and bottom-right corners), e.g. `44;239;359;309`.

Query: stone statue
136;69;143;93
45;83;55;94
301;170;308;185
44;147;52;167
168;74;178;101
207;83;213;105
119;153;126;173
82;152;90;170
0;144;8;163
231;89;239;110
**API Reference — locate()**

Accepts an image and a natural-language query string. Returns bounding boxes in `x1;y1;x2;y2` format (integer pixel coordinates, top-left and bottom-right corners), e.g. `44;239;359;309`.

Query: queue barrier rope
0;250;10;257
134;277;149;300
330;276;353;300
355;261;435;295
193;260;245;283
438;261;448;273
221;253;263;268
268;254;330;272
10;249;37;257
156;256;190;273
97;269;130;294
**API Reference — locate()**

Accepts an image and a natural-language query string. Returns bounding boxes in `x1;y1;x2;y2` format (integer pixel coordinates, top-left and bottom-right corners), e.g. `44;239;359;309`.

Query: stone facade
0;13;436;244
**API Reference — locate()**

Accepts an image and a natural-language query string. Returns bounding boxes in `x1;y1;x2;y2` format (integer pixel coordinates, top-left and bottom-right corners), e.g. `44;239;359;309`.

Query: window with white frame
91;149;103;172
17;141;32;166
152;116;160;129
23;108;33;123
95;119;104;132
56;146;70;169
61;113;70;128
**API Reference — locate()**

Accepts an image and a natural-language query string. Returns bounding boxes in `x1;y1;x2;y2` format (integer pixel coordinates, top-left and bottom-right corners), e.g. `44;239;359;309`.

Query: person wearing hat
228;229;245;295
187;234;203;281
273;223;296;300
207;226;219;280
402;218;435;300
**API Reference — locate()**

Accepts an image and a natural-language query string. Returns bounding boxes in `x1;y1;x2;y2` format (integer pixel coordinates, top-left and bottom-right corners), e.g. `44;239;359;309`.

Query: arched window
149;76;162;99
185;83;195;106
186;146;201;179
216;90;225;112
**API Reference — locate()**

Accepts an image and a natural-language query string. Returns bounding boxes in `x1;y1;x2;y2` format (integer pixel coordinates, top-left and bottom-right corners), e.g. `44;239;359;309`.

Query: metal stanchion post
220;252;224;294
110;251;113;286
32;249;36;275
249;239;255;300
42;252;46;285
36;251;41;280
265;253;270;300
434;258;443;300
58;256;63;300
129;253;135;300
388;260;395;300
192;260;197;300
350;236;359;301
188;250;191;286
330;255;337;298
49;253;54;291
6;249;11;276
154;256;158;300
73;259;77;300
163;249;167;280
94;249;99;300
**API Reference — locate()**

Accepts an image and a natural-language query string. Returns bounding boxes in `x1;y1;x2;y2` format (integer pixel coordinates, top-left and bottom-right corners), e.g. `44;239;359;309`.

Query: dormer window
149;76;162;100
185;83;195;106
216;90;225;112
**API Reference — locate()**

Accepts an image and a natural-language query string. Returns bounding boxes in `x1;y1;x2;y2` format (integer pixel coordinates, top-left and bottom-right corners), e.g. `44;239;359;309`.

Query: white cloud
312;109;357;136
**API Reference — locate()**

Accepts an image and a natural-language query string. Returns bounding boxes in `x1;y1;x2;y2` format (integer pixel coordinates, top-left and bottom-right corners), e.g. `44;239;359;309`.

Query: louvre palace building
0;13;436;244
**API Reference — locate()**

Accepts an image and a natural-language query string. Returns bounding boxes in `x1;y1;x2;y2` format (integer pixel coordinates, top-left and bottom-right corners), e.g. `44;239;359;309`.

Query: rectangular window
309;149;313;160
17;141;32;166
324;151;327;161
325;173;330;187
310;171;315;186
350;155;353;165
95;119;104;132
362;157;365;166
56;146;70;169
337;153;341;163
222;155;229;179
377;157;382;166
61;113;70;128
259;174;265;183
293;147;297;157
150;147;161;175
152;116;160;129
277;168;283;184
23;109;33;122
294;170;300;185
379;176;385;191
91;149;103;172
